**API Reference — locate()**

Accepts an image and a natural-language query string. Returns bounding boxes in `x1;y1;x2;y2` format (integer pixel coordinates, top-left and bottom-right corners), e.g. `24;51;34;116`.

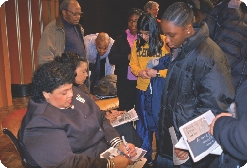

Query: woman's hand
138;70;150;79
209;112;232;135
118;143;136;158
174;148;189;160
105;110;125;123
111;155;133;168
128;54;131;60
145;68;158;77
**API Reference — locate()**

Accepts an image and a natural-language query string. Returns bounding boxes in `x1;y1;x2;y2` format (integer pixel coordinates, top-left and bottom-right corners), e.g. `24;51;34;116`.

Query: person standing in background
108;8;143;111
204;0;247;93
130;13;170;165
84;32;114;92
38;0;86;65
187;0;214;22
144;1;160;22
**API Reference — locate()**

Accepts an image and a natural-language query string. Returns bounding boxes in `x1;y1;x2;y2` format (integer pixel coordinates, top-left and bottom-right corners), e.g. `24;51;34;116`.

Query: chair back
2;128;40;168
3;128;24;160
2;108;41;168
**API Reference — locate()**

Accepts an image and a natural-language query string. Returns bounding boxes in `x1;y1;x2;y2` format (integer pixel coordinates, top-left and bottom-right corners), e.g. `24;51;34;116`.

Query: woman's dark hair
54;51;87;71
136;13;163;56
161;2;194;28
127;8;143;19
31;61;75;103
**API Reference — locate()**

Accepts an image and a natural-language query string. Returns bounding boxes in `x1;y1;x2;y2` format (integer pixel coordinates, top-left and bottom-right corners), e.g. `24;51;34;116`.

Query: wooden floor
0;97;156;167
0;97;29;168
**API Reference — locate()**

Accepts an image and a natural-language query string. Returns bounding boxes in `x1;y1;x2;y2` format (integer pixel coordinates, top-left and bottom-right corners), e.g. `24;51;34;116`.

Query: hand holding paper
177;110;223;162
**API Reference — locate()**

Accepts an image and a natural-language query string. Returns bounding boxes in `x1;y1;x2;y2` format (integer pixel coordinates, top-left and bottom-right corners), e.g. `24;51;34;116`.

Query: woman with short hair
18;61;135;168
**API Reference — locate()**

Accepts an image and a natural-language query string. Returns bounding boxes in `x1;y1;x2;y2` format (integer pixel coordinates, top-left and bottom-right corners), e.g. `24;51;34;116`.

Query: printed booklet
177;110;222;162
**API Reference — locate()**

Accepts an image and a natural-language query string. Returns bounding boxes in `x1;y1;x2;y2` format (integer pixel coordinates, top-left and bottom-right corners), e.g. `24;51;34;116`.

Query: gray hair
144;1;159;12
161;2;194;28
60;0;77;14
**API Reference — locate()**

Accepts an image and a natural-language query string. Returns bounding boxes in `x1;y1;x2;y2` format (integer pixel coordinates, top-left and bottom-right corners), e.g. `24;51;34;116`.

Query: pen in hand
122;136;130;157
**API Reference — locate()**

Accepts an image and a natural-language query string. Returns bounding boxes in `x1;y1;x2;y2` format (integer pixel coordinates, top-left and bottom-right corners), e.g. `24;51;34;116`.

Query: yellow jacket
130;36;170;91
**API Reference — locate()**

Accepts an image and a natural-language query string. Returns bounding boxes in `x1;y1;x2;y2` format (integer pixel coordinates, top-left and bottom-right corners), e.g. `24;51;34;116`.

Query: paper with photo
179;110;222;162
111;109;138;127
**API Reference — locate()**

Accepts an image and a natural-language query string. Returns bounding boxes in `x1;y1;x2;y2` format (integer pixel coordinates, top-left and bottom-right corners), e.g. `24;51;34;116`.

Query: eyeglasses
138;32;150;37
66;10;83;17
128;20;137;24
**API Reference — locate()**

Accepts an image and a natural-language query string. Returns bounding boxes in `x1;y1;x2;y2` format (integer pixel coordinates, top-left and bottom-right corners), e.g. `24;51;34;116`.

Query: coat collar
175;21;209;61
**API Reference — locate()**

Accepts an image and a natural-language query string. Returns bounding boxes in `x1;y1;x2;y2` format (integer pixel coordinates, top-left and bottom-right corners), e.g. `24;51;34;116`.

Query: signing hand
118;143;136;158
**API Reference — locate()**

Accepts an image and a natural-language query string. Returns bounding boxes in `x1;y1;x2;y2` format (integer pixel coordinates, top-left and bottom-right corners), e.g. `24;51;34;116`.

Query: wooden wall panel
0;0;59;107
18;0;32;84
0;4;12;107
42;0;59;29
5;0;21;84
31;0;42;69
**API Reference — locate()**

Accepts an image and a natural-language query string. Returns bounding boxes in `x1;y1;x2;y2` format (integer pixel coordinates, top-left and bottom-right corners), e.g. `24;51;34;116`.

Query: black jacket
108;31;137;111
108;31;131;82
158;22;235;166
204;0;247;92
214;79;247;161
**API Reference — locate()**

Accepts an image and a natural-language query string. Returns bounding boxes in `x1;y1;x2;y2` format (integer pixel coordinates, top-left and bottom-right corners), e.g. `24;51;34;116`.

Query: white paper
111;109;139;127
100;147;147;168
0;160;7;168
175;137;223;155
169;127;189;165
179;110;222;162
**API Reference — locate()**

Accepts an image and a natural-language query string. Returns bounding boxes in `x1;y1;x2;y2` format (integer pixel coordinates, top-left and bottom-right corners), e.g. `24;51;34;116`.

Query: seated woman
55;52;142;147
18;61;135;167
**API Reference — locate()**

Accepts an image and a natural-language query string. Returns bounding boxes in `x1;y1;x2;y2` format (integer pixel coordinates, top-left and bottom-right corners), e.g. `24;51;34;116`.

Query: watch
156;70;160;77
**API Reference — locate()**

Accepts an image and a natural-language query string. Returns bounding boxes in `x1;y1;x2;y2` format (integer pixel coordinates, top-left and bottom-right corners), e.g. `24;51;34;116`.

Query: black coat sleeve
214;114;247;160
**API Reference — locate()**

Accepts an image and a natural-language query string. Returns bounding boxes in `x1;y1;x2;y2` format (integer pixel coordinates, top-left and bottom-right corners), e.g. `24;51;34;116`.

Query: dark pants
115;122;142;147
117;79;137;111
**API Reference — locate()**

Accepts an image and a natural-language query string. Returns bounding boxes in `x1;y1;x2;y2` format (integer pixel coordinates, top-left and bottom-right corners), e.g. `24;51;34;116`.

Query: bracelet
110;159;116;168
106;159;111;168
156;70;160;77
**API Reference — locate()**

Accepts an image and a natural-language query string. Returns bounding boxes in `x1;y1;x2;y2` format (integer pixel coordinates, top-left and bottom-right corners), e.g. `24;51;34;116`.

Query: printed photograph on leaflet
179;110;220;162
111;109;138;127
100;147;147;168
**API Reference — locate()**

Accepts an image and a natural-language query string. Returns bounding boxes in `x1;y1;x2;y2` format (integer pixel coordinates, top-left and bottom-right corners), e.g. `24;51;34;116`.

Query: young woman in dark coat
108;8;143;111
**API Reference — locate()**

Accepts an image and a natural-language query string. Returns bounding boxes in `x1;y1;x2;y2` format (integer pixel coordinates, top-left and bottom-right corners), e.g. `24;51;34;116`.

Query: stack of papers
176;110;223;162
100;147;147;168
111;109;138;127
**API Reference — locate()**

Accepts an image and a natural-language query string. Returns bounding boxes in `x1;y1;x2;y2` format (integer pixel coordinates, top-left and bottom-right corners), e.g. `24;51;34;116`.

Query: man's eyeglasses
66;10;83;17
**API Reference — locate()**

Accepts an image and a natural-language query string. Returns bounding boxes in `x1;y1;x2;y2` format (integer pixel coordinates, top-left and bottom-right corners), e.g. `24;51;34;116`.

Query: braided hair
161;2;194;28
